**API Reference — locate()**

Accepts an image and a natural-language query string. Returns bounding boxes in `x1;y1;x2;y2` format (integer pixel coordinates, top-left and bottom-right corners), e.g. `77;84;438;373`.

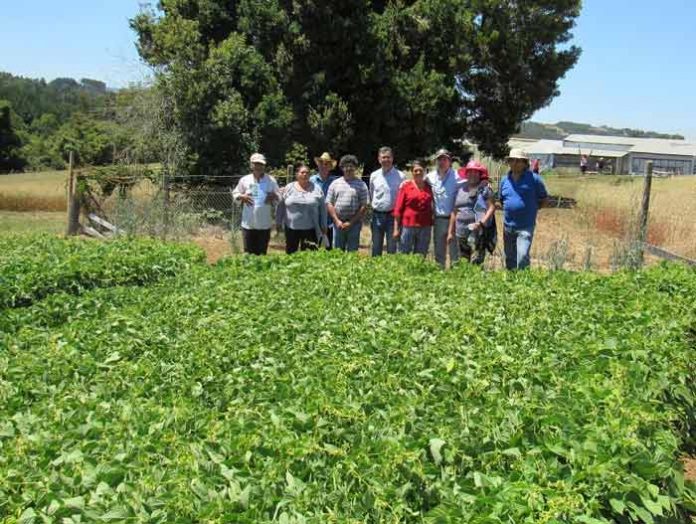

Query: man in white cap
499;148;550;270
425;148;460;268
368;146;405;256
232;153;280;255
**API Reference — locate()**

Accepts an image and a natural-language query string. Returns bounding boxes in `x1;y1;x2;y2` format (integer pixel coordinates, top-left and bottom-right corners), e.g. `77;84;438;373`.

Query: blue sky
2;0;695;139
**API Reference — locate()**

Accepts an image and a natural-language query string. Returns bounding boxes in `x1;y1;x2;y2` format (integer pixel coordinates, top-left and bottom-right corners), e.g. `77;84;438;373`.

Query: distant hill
516;121;684;141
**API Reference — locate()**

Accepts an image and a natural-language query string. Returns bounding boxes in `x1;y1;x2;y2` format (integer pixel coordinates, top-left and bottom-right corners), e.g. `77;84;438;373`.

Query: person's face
466;170;480;185
508;158;526;174
319;161;331;175
412;165;424;181
342;165;357;179
379;152;394;171
296;166;310;184
252;162;265;176
437;156;451;171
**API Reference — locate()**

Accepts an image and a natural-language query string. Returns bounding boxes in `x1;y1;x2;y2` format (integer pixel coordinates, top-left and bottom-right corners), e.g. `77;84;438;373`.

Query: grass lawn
0;211;66;235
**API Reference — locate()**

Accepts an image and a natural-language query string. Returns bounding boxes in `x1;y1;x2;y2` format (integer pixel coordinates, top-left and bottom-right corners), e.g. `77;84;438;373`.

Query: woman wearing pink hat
450;160;497;265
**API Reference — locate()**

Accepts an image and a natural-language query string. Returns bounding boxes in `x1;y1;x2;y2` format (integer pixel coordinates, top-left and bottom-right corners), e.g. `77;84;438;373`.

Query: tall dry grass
0;171;67;212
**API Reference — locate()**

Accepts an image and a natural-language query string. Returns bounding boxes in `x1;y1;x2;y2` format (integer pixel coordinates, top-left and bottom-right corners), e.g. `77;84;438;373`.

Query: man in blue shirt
498;149;550;270
310;152;340;249
425;149;461;268
369;146;405;256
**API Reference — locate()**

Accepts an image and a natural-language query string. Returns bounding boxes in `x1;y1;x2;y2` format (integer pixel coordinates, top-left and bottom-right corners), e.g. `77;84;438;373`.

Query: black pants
325;226;334;251
285;227;318;254
242;228;271;255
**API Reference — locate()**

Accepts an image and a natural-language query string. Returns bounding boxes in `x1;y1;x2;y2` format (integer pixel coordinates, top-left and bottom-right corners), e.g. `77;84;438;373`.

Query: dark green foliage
132;0;581;174
0;100;26;172
0;235;205;309
0;239;694;522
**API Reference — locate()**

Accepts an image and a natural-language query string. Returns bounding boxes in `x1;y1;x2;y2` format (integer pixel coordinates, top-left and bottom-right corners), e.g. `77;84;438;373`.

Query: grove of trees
132;0;582;177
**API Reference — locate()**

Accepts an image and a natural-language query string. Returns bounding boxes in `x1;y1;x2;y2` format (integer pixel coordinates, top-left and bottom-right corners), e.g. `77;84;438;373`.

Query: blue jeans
334;221;362;252
371;212;397;256
504;227;534;270
433;217;459;268
400;226;431;256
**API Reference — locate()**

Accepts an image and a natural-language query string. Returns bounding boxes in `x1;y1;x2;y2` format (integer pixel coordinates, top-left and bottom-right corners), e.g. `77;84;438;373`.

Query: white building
514;134;696;175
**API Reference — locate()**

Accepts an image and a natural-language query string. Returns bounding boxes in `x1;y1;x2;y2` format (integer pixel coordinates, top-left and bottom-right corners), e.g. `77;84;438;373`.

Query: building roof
564;134;696;157
520;139;627;158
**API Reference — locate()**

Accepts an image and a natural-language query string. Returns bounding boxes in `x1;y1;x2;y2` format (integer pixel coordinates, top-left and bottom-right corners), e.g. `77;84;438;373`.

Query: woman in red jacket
392;160;434;256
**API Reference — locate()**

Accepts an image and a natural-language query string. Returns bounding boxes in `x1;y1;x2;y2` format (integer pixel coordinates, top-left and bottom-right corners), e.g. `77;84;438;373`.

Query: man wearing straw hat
310;152;340;249
499;148;550;270
425;148;460;268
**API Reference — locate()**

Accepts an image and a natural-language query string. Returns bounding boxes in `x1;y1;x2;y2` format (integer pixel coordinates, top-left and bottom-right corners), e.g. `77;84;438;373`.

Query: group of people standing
232;146;549;270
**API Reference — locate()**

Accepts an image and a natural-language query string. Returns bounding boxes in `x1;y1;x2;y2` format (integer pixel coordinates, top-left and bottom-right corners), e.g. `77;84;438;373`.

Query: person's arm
535;174;551;208
326;185;342;228
347;183;369;227
275;187;286;230
318;190;328;234
447;211;456;244
393;184;406;238
232;177;253;206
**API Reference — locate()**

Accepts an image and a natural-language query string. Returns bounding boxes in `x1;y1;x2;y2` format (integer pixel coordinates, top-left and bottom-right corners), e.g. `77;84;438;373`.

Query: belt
435;215;451;219
373;209;393;214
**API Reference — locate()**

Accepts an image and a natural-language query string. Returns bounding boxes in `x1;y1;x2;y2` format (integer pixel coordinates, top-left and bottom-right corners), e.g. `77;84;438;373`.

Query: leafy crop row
1;239;694;523
0;235;205;309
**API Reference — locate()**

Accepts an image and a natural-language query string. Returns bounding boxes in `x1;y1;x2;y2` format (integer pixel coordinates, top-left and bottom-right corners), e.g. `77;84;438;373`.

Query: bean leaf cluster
1;237;694;523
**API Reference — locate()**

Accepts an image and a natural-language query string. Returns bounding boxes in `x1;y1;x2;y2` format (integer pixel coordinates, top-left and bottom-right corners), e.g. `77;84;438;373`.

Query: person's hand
340;221;351;231
471;221;482;232
239;194;254;206
265;192;278;204
447;232;455;245
392;230;400;240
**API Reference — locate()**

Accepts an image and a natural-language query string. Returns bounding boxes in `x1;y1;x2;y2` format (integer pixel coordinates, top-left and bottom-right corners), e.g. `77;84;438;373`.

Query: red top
394;180;434;227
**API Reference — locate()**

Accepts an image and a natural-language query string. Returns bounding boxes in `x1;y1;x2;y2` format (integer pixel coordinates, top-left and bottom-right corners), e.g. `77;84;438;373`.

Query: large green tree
132;0;580;175
0;100;26;173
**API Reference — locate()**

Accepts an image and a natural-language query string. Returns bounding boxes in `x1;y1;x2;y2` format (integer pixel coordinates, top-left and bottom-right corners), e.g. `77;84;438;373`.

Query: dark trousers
285;227;318;254
325;226;334;251
242;228;271;255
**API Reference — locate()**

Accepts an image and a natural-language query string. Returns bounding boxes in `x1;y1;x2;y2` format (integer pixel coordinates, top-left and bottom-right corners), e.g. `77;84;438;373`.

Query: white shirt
232;173;280;230
369;167;405;212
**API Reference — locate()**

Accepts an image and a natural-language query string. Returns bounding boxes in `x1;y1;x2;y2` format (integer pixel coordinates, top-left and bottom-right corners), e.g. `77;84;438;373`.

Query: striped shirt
326;177;369;221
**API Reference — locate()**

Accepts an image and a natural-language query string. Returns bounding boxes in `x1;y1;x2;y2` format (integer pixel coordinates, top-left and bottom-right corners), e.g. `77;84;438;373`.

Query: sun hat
314;152;337;168
457;160;489;181
507;148;529;161
250;153;267;165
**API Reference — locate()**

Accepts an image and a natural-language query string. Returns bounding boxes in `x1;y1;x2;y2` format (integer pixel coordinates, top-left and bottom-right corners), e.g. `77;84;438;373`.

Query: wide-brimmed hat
457;160;489;181
432;148;453;160
507;148;529;161
314;152;337;168
250;153;267;165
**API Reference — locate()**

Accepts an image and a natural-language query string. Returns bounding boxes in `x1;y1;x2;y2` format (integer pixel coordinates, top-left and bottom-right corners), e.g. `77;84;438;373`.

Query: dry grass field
2;170;694;269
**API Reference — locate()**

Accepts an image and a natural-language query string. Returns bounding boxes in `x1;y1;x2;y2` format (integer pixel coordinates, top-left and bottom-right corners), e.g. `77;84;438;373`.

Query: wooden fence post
65;151;81;236
637;160;653;265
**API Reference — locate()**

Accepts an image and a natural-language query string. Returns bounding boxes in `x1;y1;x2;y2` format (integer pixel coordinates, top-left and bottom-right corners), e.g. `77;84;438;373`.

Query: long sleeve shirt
393;180;433;227
276;181;327;236
232;173;280;230
369;167;405;213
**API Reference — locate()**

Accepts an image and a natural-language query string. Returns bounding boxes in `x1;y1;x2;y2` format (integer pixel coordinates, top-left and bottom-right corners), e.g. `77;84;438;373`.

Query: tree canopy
132;0;580;175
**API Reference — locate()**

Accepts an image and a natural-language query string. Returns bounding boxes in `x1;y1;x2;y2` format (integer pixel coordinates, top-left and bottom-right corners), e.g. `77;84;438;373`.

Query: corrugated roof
516;139;627;158
564;134;696;157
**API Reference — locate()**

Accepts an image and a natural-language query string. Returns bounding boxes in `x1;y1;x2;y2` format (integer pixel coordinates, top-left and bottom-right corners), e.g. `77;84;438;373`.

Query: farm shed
563;134;696;175
515;139;627;174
